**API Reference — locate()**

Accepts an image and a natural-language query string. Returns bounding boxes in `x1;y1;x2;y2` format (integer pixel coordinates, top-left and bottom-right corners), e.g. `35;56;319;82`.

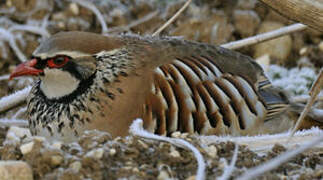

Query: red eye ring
47;56;69;68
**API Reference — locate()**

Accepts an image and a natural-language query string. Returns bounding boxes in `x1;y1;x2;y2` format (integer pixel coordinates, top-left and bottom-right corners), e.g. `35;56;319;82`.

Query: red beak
9;59;44;80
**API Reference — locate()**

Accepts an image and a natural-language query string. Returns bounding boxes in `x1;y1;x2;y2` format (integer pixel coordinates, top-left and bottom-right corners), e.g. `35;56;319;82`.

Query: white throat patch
40;68;80;99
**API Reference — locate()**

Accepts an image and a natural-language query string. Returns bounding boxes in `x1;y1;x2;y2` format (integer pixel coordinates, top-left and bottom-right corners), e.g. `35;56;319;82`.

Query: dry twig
290;68;323;137
152;0;192;36
260;0;323;32
107;11;159;34
0;28;27;62
221;23;307;50
0;74;10;81
0;86;31;114
292;94;323;103
69;0;108;33
218;144;239;180
237;133;323;180
0;118;28;127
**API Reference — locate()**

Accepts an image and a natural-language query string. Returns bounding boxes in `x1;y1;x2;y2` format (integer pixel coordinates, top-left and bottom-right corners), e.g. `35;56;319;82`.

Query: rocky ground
0;0;322;179
0;126;322;180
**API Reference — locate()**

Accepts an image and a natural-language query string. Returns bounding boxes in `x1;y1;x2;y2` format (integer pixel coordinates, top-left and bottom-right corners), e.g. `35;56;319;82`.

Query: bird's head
10;31;122;99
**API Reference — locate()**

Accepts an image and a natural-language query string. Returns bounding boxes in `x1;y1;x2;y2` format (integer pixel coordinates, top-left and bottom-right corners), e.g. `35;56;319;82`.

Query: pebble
20;142;34;155
157;170;170;180
85;148;104;159
137;140;148;149
180;133;189;139
109;148;116;156
233;10;260;37
51;141;63;150
169;146;181;158
0;161;33;180
318;41;323;52
51;155;63;166
205;145;218;158
299;47;308;56
171;131;181;138
254;21;292;62
69;3;79;15
69;161;82;172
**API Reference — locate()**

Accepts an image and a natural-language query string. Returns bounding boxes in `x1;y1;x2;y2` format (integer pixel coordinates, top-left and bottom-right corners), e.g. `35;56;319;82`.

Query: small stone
122;166;132;171
51;155;63;166
171;131;181;138
157;170;170;180
318;41;323;52
52;12;66;21
233;10;260;37
205;145;218;158
132;167;139;173
85;148;104;159
0;161;33;180
51;141;63;150
58;22;66;29
253;21;292;63
172;13;234;44
69;161;82;172
69;3;79;15
125;161;133;166
180;133;189;139
169;146;181;158
20;142;34;155
137;140;148;149
109;148;116;156
299;47;309;56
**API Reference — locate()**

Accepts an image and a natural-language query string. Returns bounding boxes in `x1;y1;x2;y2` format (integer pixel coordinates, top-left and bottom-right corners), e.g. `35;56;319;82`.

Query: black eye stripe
34;59;47;69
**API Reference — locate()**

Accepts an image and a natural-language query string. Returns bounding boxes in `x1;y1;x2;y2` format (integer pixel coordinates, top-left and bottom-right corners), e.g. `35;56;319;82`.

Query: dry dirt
0;127;322;180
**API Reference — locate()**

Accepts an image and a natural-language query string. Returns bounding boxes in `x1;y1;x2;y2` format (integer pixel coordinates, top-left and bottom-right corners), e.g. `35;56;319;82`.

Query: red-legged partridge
10;31;295;142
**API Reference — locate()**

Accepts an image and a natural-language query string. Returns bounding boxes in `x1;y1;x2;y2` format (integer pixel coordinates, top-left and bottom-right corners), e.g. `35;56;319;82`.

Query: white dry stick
130;119;206;180
237;133;323;180
107;11;159;34
0;118;28;127
9;25;50;38
70;0;108;33
12;106;27;119
218;144;239;180
0;74;9;81
290;68;323;137
0;28;27;62
0;86;31;114
310;108;323;122
152;0;192;36
292;94;323;103
221;23;307;50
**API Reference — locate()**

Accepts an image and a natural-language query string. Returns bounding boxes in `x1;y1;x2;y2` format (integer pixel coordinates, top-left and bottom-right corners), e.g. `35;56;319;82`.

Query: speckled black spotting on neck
28;71;97;132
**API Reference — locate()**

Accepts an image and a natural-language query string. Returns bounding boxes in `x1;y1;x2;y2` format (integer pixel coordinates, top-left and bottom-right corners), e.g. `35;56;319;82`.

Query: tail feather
258;85;290;121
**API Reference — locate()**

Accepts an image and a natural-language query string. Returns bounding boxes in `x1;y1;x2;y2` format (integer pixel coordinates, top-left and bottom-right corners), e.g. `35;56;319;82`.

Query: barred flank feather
143;56;288;136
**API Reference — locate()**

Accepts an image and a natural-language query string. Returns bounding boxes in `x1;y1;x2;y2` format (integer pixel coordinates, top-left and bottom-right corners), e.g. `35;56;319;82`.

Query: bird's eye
53;57;65;65
47;56;69;68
